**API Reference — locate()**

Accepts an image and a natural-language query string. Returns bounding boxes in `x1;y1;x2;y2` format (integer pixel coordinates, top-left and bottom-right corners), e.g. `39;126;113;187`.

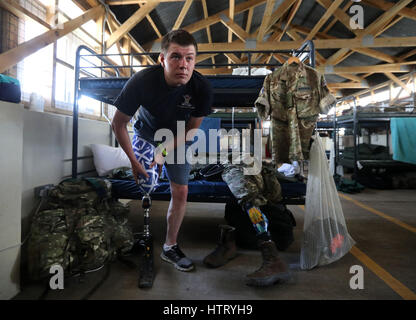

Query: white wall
0;101;113;299
0;102;23;300
21;109;113;236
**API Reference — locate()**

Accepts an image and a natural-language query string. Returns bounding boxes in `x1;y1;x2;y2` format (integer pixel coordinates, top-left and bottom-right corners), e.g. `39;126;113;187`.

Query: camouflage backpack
27;177;134;281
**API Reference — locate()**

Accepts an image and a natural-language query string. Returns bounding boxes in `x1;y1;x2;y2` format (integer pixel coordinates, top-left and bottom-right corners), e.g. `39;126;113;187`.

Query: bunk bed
72;41;317;205
333;96;416;181
72;41;317;288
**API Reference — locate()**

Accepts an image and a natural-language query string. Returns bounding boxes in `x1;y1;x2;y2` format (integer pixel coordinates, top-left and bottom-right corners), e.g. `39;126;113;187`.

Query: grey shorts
163;161;191;186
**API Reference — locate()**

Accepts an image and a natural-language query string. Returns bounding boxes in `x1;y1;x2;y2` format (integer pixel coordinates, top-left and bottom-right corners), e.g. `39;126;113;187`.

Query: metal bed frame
333;96;416;181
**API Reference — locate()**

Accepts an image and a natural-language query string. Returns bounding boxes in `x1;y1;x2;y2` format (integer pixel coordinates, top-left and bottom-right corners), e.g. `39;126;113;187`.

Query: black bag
224;198;296;251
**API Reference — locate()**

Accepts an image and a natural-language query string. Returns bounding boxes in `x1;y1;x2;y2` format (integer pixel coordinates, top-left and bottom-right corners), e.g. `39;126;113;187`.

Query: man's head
160;29;198;87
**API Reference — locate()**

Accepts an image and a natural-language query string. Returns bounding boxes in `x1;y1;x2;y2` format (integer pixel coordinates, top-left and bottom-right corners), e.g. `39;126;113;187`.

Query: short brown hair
161;29;198;53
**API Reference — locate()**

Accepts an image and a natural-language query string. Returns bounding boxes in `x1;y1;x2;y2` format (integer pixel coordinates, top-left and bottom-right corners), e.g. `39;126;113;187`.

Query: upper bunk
79;74;266;108
74;41;316;110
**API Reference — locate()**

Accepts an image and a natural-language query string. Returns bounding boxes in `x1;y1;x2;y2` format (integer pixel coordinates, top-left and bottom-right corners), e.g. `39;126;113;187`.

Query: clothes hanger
287;55;301;65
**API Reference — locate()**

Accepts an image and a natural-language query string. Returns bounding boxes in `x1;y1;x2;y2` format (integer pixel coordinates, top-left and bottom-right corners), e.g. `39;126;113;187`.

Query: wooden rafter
144;0;267;50
257;0;276;42
391;77;413;102
172;0;193;30
245;7;254;33
228;0;235;43
364;0;413;36
138;3;162;38
201;0;215;67
263;0;298;36
105;9;156;65
322;0;353;34
193;37;416;52
278;0;302;42
319;0;413;68
385;72;413;96
291;24;397;63
0;5;105;73
106;1;160;49
0;0;51;29
362;0;416;22
107;0;181;4
327;82;370;89
305;0;343;41
220;15;250;42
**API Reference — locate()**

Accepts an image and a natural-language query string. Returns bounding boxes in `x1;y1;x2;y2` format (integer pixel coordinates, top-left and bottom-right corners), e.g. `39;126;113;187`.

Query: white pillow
90;144;131;176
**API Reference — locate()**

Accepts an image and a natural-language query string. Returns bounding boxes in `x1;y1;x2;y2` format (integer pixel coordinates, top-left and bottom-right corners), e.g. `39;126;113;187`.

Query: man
111;29;213;272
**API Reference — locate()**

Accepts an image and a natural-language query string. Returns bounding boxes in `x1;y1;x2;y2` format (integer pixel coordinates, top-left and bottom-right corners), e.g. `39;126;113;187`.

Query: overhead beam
322;0;353;34
201;0;215;67
220;14;250;42
0;0;51;29
316;0;364;37
0;5;104;73
327;82;370;89
305;0;343;41
228;0;235;43
362;0;416;22
364;0;413;36
385;72;413;95
197;67;232;75
188;37;416;52
105;9;156;65
106;0;181;4
106;1;160;49
138;2;162;38
319;0;412;67
291;24;397;63
172;0;193;30
277;0;302;42
257;0;277;42
317;63;415;75
144;0;267;50
264;0;298;36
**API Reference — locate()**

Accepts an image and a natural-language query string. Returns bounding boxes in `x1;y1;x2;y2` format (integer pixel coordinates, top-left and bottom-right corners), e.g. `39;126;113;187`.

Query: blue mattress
109;179;306;204
79;75;266;108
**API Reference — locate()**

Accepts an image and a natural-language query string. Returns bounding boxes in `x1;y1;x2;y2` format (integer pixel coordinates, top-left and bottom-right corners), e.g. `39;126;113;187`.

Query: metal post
353;97;358;180
72;46;83;178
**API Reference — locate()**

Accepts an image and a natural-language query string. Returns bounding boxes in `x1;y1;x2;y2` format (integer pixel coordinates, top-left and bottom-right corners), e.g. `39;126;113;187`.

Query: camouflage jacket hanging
255;61;336;163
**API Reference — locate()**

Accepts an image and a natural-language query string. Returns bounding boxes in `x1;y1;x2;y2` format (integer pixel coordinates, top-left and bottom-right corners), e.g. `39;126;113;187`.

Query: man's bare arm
111;109;149;181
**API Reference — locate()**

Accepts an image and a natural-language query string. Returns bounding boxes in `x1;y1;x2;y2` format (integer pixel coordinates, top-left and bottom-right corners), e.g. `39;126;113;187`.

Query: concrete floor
13;188;416;300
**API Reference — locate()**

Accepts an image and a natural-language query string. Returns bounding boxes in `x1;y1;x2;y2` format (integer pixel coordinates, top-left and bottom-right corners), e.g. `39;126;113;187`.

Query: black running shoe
160;245;194;272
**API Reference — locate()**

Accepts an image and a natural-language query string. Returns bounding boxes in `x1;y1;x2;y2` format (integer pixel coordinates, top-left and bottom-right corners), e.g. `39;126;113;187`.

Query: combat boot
203;225;237;268
246;240;291;287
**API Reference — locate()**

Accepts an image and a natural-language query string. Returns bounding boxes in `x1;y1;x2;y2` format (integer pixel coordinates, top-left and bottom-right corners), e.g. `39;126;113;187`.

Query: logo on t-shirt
178;94;195;110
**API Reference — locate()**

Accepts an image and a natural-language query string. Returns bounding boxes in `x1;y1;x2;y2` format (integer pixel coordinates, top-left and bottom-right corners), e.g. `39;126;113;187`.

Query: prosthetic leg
243;202;292;287
137;193;153;288
132;136;160;289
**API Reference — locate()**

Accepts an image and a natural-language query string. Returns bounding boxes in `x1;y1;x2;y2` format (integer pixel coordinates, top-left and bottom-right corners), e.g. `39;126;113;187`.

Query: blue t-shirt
114;65;213;142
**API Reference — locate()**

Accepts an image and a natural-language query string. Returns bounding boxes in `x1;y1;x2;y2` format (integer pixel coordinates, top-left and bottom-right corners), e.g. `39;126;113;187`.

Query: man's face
160;43;196;87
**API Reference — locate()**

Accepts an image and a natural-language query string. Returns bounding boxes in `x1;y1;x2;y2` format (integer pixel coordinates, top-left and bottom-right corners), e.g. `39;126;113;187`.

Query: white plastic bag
300;134;355;270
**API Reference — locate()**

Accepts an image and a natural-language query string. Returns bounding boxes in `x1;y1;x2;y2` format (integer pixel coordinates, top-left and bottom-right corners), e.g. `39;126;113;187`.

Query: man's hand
131;159;149;184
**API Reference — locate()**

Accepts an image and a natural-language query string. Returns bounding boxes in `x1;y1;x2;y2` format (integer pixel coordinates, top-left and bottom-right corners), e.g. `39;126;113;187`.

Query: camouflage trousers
222;162;282;208
271;111;317;163
222;162;282;236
